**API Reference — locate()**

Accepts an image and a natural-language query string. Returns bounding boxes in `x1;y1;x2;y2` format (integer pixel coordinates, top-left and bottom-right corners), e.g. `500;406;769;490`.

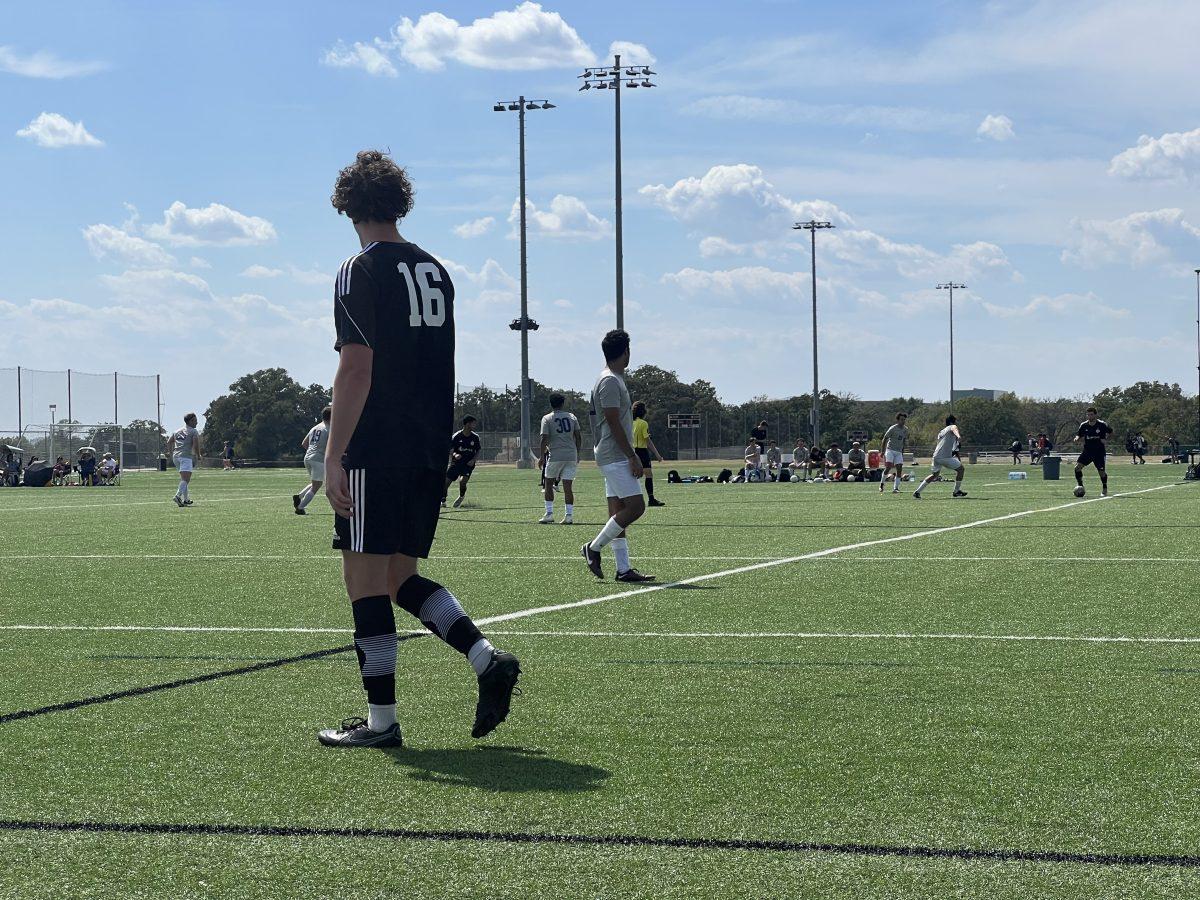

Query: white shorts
544;459;578;481
600;460;642;499
305;458;326;481
174;455;193;473
931;456;963;474
884;449;904;466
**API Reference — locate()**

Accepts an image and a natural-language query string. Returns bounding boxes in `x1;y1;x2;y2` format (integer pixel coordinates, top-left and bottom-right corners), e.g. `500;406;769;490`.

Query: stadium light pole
494;96;554;468
793;220;835;447
936;282;967;410
1194;268;1200;448
579;55;657;330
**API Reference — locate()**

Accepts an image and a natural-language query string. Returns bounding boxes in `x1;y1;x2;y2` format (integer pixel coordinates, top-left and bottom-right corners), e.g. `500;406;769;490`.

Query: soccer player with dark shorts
443;416;481;508
318;150;520;748
1073;406;1114;496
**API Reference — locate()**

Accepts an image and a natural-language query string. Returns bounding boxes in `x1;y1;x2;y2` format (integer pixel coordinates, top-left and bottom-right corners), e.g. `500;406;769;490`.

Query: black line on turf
0;634;425;725
0;818;1195;868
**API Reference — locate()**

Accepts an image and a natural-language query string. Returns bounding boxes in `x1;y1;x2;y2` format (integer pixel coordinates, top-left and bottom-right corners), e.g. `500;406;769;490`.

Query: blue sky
3;0;1199;428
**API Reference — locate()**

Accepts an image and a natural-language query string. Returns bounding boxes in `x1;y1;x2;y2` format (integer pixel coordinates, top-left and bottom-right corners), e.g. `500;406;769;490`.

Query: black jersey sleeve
334;257;378;351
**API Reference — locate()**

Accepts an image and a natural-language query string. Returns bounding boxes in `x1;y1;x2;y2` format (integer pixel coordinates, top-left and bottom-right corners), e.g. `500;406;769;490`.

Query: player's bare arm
324;343;372;518
647;436;664;463
605;407;643;478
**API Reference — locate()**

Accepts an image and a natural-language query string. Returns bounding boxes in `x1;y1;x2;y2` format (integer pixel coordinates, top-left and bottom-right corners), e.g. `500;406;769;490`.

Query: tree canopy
203;368;330;461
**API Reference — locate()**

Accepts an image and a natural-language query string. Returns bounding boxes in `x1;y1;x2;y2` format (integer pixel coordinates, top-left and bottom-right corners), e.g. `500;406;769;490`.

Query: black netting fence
0;367;160;440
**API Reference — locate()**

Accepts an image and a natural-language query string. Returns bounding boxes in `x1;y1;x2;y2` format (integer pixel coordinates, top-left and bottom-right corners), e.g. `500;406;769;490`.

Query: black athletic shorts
445;459;475;481
1077;446;1106;469
635;448;653;468
332;466;443;557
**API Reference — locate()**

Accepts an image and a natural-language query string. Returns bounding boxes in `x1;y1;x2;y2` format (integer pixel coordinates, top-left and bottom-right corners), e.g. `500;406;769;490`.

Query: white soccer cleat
538;513;554;524
560;515;573;525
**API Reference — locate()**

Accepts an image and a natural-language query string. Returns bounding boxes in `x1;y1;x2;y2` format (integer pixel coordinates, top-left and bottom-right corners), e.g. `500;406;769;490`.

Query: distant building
952;387;1008;402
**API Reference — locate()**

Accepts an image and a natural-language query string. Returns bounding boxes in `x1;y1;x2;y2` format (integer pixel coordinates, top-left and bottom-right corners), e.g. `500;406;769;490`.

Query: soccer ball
846;475;857;482
1073;485;1086;498
790;475;800;483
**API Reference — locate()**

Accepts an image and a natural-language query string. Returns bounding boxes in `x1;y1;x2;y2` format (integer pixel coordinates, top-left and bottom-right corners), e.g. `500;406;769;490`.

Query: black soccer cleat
183;499;194;506
173;494;184;507
295;508;306;515
952;489;967;498
317;716;403;749
582;542;603;579
648;498;666;507
292;494;301;510
615;568;656;583
472;651;522;739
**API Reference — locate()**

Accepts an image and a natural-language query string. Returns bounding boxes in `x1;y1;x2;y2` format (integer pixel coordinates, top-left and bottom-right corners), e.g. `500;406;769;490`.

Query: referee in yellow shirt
631;401;666;507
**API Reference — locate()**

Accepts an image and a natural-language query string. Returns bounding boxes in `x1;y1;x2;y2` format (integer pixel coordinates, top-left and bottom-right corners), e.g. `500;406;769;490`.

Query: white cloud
1061;208;1200;268
146;202;277;247
454;216;496;238
16;112;103;148
662;266;810;300
442;257;518;308
241;264;284;278
0;46;107;78
977;114;1014;141
553;298;573;308
321;41;398;77
1108;127;1200;181
682;95;962;132
608;41;655;64
82;224;174;268
983;292;1129;319
508;195;611;240
189;257;211;269
329;3;594;75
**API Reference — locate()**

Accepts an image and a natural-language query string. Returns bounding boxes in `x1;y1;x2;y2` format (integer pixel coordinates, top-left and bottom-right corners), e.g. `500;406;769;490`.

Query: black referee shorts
1076;446;1107;469
635;448;653;468
332;466;444;557
445;459;475;481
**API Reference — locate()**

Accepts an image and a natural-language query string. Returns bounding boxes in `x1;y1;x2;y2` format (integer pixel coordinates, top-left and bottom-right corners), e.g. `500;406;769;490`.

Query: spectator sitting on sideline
845;442;867;478
765;440;782;479
99;452;118;484
808;443;826;480
52;456;69;486
744;437;763;481
792;437;810;481
825;442;844;475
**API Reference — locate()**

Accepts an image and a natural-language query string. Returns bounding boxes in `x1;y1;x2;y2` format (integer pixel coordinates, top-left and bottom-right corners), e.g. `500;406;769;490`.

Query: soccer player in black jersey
1073;406;1114;496
318;150;520;749
443;415;481;508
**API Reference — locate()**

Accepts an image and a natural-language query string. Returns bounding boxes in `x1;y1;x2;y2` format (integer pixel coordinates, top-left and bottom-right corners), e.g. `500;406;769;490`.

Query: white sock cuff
468;637;495;676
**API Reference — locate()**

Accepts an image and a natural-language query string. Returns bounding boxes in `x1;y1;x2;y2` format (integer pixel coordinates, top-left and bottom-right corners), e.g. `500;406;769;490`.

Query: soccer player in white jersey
581;330;654;583
293;406;331;515
879;412;909;494
913;415;967;499
539;394;581;524
166;412;202;507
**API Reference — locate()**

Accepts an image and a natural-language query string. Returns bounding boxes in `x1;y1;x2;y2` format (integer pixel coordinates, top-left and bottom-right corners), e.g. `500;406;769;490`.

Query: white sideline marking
2;623;1199;647
0;495;288;513
473;483;1179;627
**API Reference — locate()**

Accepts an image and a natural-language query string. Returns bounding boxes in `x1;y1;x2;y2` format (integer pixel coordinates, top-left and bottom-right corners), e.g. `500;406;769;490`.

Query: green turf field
1;461;1198;898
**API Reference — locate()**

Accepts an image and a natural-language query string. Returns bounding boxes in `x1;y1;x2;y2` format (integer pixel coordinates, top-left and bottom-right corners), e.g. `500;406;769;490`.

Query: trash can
158;453;168;473
968;450;979;464
1042;455;1061;480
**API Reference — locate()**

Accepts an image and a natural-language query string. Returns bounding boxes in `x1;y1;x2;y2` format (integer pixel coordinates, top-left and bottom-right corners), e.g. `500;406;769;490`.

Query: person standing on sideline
539;394;581;524
221;441;235;470
632;401;666;507
167;413;202;507
751;420;768;456
318;149;519;749
294;406;331;515
879;412;909;494
581;330;655;583
913;415;967;499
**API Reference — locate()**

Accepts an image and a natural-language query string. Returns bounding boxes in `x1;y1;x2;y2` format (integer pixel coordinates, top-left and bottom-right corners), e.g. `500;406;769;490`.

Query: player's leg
951;458;967;496
892;462;904;492
317;548;403;747
913;462;940;498
561;476;575;523
1074;457;1087;488
583;463;648;578
453;470;470;507
540;462;557;523
1097;460;1109;495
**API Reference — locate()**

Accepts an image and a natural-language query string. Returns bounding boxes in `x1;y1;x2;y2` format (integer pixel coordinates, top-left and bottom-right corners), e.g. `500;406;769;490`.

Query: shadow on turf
384;745;609;794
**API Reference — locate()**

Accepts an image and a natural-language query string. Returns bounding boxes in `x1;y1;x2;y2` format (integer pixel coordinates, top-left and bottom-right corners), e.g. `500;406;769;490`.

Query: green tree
203;369;330;462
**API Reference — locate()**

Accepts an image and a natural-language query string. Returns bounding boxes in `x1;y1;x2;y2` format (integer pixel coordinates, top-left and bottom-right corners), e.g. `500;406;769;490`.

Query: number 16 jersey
333;240;455;471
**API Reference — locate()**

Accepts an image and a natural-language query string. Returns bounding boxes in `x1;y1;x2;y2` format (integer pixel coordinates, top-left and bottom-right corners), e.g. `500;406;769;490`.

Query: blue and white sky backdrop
3;1;1199;424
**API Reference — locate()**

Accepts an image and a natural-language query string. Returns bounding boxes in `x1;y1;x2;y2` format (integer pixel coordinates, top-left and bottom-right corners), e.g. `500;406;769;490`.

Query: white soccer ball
1073;485;1086;498
790;474;800;483
846;475;857;482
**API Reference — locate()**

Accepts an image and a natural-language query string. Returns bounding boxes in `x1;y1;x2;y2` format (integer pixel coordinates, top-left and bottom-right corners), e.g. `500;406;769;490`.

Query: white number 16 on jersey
398;262;446;327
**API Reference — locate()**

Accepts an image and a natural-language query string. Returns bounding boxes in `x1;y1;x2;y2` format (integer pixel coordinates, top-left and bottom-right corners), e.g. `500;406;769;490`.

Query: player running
293;406;330;515
632;401;666;507
443;416;481;508
581;330;655;583
167;413;202;507
1073;406;1113;496
318;149;519;749
539;394;581;524
913;415;967;499
879;412;909;494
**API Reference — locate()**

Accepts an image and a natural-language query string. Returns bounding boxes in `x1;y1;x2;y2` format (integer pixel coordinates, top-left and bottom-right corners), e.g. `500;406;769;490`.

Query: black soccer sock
1074;466;1084;487
395;574;492;672
1100;471;1108;488
459;481;468;498
352;595;397;706
645;476;655;500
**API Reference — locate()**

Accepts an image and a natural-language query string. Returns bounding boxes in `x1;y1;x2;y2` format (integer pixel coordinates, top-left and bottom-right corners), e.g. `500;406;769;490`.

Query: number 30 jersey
540;410;580;463
333;240;455;471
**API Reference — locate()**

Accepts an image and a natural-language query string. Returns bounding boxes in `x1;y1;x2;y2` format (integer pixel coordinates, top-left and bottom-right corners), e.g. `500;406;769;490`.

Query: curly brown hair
331;150;415;224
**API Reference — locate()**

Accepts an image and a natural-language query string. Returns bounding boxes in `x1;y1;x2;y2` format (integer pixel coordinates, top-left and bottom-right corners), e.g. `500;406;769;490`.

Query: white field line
0;495;289;513
3;623;1200;647
472;483;1178;627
